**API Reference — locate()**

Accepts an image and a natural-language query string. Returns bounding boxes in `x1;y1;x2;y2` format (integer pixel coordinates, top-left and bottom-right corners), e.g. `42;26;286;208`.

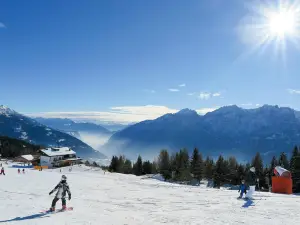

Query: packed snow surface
0;163;300;225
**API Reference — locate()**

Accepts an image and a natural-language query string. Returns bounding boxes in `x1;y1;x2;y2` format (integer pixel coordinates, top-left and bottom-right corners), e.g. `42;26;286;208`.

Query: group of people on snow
238;167;258;199
18;168;26;174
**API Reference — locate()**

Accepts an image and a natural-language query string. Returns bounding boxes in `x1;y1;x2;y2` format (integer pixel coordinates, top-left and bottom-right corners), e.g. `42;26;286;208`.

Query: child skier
238;180;247;199
49;175;71;211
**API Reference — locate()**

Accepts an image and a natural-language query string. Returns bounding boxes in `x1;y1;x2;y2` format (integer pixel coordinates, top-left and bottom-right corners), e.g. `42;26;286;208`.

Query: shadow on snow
0;212;50;223
242;199;255;208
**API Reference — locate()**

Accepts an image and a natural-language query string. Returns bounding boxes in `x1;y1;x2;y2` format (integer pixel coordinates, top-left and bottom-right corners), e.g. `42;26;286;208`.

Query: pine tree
270;156;278;175
109;156;118;172
291;156;300;192
142;160;152;175
151;160;158;174
204;156;214;180
278;152;289;170
227;156;238;185
174;148;191;181
214;155;226;188
290;146;299;170
237;163;246;182
269;156;278;186
158;149;171;180
133;155;143;176
190;148;203;181
117;155;126;173
123;159;133;174
251;152;263;178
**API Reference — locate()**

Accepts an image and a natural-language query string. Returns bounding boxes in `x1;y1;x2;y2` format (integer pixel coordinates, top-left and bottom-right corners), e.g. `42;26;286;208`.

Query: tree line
107;146;300;192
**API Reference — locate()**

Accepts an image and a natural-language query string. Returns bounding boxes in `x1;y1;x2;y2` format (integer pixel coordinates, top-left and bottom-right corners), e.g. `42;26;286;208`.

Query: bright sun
268;11;297;38
238;0;300;61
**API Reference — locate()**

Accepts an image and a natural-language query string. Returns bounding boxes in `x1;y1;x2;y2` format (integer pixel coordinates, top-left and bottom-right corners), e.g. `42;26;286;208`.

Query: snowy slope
0;163;300;225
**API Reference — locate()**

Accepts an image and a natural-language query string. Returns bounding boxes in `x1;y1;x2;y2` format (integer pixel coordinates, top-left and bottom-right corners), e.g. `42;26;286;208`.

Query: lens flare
237;0;300;62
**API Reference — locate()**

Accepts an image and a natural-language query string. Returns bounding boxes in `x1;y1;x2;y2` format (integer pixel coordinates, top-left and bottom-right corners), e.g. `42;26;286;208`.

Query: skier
18;169;20;174
49;175;71;212
0;167;5;175
238;180;247;199
22;169;25;174
245;167;256;200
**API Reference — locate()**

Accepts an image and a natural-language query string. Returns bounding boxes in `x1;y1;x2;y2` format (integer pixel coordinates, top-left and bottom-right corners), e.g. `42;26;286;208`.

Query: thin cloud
24;105;219;125
179;83;186;87
0;22;6;28
198;92;211;100
168;88;179;92
212;92;221;97
187;93;196;96
287;89;300;94
143;89;156;94
198;92;222;100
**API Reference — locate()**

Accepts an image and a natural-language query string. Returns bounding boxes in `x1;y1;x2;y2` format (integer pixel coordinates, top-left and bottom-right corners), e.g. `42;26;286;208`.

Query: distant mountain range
34;118;112;136
0;105;106;159
34;117;114;151
103;105;300;161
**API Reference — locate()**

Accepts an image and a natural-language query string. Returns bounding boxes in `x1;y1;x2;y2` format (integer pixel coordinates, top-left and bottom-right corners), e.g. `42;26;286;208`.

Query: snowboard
40;207;73;214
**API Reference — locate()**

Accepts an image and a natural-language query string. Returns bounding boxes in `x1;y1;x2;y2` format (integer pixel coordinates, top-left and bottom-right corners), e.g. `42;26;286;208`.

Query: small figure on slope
0;167;5;175
245;167;256;200
18;169;20;174
238;180;247;199
49;175;71;212
22;169;25;174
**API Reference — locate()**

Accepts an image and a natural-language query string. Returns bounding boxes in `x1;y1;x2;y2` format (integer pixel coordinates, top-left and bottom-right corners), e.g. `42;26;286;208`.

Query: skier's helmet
250;167;255;173
61;175;67;181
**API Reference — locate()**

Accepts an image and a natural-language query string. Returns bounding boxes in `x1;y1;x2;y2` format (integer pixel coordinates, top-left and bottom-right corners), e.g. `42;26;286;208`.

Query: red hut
272;166;293;194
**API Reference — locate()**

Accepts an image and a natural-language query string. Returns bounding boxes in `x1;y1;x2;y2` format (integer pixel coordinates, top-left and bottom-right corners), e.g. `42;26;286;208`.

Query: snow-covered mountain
0;105;106;159
103;105;300;161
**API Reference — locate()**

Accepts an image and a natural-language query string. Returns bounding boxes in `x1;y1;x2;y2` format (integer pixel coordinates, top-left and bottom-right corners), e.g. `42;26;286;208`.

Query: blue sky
1;0;300;124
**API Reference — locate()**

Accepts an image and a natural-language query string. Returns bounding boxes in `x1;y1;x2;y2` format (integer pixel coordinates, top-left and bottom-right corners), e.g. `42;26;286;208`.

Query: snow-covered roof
21;155;34;161
41;147;76;157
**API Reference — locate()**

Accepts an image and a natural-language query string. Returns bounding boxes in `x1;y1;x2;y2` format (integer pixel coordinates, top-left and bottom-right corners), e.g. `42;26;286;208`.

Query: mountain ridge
103;105;300;161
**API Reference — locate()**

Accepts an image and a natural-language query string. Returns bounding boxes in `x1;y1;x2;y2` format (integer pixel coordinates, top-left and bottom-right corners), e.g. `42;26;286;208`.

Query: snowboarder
49;175;71;212
0;167;5;175
245;167;257;199
238;180;247;199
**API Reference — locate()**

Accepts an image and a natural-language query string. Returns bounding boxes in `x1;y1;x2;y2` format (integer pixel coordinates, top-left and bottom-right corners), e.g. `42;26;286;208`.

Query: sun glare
238;0;300;62
268;11;296;38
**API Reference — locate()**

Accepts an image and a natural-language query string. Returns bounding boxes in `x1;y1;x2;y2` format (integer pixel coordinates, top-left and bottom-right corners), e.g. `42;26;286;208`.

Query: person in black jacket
49;175;71;211
245;167;257;199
